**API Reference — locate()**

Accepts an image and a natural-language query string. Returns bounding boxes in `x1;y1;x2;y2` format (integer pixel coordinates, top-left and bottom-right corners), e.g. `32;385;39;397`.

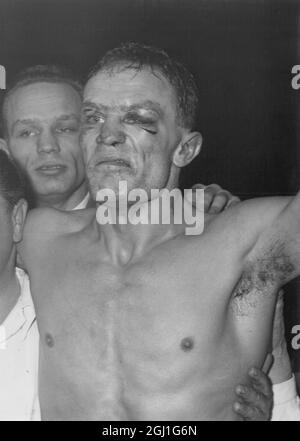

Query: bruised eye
124;113;157;134
143;127;157;135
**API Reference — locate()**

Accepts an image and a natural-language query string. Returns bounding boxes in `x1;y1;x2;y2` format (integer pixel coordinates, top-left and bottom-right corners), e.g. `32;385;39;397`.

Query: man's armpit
231;267;276;316
250;232;296;283
233;242;295;301
245;192;300;288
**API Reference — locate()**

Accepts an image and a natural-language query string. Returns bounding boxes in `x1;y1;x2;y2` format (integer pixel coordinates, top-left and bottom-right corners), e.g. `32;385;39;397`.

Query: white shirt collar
72;193;90;211
0;268;35;345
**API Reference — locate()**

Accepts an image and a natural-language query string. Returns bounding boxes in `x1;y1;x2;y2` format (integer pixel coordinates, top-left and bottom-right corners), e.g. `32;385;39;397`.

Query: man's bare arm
243;192;300;289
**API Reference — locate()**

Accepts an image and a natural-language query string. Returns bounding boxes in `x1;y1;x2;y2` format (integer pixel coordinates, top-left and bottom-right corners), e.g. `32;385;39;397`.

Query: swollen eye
144;128;157;134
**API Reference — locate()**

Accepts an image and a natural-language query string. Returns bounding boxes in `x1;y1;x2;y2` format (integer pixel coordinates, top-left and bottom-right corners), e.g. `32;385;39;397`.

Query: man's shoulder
208;195;290;234
19;207;96;267
23;206;96;240
184;195;292;259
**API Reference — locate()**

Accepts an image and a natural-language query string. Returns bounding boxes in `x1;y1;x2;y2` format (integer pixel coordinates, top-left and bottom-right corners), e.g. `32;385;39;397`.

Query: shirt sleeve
272;375;300;421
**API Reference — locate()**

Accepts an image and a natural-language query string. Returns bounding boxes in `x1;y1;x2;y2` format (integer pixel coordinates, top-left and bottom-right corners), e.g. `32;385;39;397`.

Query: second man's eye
18;129;37;138
56;126;78;134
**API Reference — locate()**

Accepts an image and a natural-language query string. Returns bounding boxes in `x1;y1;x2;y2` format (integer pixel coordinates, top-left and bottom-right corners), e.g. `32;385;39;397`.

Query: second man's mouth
36;164;67;175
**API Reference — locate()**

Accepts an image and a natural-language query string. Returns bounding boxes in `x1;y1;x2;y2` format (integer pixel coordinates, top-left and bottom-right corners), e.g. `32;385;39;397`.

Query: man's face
81;68;186;199
5;82;85;201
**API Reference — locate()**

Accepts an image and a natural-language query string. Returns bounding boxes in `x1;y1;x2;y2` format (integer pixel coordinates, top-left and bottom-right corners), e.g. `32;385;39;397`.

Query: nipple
45;333;55;348
180;337;194;352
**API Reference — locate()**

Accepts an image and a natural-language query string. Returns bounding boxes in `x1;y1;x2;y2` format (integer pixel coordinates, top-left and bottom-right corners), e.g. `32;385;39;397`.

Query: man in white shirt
0;150;39;420
0;67;90;421
0;65;88;212
0;267;39;421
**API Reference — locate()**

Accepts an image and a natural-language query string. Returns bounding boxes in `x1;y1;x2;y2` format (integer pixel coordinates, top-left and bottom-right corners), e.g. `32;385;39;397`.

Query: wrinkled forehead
83;67;178;113
5;82;82;125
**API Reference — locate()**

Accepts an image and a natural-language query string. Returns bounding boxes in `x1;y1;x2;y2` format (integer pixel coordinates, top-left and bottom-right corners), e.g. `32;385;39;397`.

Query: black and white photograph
0;0;300;423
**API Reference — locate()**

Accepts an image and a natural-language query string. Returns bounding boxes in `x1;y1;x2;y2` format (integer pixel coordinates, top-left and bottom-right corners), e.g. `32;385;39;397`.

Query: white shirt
272;375;300;420
73;193;90;210
0;268;40;421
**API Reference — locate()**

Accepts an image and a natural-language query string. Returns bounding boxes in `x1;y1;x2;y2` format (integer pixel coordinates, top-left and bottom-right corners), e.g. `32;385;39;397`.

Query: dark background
1;0;299;196
1;0;300;376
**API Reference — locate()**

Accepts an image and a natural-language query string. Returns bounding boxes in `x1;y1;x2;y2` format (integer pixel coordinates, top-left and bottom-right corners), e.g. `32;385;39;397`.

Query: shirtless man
1;63;275;421
15;42;300;420
0;63;269;420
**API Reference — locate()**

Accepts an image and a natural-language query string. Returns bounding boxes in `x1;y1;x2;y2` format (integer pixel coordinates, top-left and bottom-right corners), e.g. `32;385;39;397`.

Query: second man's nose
37;131;60;154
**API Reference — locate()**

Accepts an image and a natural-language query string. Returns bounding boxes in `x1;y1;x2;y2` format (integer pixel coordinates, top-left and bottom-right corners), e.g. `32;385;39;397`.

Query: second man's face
5;82;86;202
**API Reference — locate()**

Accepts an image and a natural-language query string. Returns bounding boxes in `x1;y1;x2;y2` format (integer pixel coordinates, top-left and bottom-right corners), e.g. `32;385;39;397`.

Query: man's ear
172;132;203;168
0;138;9;155
12;198;28;243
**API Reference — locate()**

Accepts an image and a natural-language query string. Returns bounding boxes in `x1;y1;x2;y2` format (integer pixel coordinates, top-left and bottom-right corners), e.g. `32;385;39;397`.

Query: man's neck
37;180;88;211
94;193;186;266
0;252;19;325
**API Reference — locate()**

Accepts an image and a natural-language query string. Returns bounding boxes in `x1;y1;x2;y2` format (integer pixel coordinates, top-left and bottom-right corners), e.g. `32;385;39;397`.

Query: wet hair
1;64;83;137
87;42;199;130
0;149;26;210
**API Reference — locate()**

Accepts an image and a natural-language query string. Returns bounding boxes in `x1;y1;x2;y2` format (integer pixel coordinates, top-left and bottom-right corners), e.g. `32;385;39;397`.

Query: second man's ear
172;132;203;168
12;198;28;243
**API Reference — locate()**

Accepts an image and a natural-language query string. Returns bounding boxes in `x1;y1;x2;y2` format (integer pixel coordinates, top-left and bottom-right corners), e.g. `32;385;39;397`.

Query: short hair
1;64;83;137
0;150;25;210
87;42;199;130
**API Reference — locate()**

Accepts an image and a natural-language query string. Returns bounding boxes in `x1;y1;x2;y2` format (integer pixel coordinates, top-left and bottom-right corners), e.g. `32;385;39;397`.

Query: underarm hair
234;240;295;299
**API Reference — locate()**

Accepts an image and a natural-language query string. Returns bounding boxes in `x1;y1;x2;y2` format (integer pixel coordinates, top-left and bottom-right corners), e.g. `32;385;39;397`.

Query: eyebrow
11;114;79;131
82;100;163;116
56;114;80;122
12;119;37;131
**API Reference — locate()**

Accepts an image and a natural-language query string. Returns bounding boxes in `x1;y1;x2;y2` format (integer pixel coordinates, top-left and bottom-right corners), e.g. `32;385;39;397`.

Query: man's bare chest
31;240;238;356
30;232;277;358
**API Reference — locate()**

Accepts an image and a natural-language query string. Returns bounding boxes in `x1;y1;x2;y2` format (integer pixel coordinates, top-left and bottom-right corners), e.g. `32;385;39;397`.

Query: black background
1;0;299;195
1;0;300;377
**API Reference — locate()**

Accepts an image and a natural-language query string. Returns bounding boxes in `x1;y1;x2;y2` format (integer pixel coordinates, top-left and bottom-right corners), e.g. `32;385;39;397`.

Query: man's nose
37;130;60;154
96;118;126;147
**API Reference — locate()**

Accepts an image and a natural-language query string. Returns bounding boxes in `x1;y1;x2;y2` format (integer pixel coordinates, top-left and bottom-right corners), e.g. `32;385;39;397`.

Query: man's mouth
95;159;131;168
36;164;67;175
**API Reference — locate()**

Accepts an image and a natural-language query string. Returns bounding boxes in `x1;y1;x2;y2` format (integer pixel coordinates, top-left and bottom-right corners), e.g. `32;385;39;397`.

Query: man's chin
31;181;72;199
88;175;137;200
